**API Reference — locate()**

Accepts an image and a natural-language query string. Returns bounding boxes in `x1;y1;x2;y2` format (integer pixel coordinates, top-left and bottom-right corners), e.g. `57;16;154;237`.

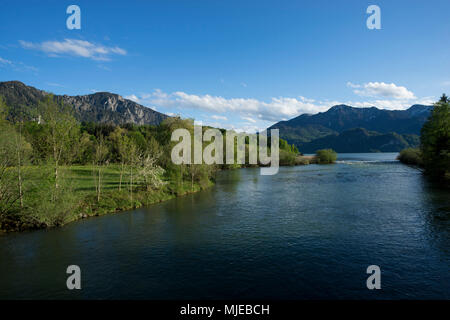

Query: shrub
295;156;310;165
315;149;337;164
279;150;297;166
397;148;423;166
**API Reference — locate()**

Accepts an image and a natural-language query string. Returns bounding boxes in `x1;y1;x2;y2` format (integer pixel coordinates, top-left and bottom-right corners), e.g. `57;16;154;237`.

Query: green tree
0;99;31;221
316;149;337;164
39;96;78;194
109;127;130;191
0;123;19;221
420;94;450;180
93;135;109;202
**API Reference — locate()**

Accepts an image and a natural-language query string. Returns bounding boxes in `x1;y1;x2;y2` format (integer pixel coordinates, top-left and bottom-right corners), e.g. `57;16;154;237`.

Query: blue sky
1;0;449;131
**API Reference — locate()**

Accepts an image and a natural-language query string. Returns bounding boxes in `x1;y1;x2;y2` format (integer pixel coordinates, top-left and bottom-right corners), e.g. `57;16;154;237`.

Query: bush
279;150;297;166
315;149;337;164
295;156;310;165
397;148;423;166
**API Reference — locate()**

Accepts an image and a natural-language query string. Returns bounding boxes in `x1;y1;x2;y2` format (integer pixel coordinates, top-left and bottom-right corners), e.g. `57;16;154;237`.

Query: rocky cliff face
59;92;167;125
0;81;168;125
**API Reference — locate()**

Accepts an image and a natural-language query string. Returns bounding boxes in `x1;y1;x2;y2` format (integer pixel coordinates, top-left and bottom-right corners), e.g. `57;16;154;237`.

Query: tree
316;149;337;164
14;119;32;208
420;94;450;180
39;96;78;195
0;123;19;220
125;139;141;203
0;99;31;220
110;127;132;191
93;135;109;202
0;97;8;121
137;154;166;191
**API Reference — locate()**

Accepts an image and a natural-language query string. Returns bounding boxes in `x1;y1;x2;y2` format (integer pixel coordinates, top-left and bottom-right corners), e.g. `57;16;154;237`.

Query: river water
0;153;449;299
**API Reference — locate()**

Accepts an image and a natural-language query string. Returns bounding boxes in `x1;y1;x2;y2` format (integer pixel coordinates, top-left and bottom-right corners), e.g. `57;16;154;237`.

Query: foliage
315;149;337;164
0;96;300;231
137;154;166;191
397;148;423;166
279;150;297;166
420;95;450;180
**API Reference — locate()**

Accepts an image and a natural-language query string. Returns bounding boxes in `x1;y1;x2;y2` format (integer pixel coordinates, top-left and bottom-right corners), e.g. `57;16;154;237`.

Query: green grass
67;165;128;193
1;164;213;232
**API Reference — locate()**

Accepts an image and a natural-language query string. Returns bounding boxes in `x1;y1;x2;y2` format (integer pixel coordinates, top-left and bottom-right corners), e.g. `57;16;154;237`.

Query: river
0;153;449;299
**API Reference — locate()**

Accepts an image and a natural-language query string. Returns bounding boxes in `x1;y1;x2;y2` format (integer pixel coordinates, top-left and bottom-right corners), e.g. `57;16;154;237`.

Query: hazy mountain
269;104;432;152
0;81;168;125
299;128;421;153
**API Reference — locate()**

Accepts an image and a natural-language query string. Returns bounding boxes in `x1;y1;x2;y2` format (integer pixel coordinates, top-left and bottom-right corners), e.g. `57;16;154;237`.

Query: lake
0;153;449;299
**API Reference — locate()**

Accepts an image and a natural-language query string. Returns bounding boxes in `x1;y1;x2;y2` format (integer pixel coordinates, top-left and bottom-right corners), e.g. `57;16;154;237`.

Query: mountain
299;128;420;153
269;104;432;152
0;81;168;125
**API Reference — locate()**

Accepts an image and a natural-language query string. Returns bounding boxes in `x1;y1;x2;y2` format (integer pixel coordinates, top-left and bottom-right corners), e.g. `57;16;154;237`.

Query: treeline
398;94;450;183
0;95;299;231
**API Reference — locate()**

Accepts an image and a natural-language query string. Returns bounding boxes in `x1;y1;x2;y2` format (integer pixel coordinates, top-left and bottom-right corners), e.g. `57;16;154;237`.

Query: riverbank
0;165;213;233
2;153;448;299
1;155;323;233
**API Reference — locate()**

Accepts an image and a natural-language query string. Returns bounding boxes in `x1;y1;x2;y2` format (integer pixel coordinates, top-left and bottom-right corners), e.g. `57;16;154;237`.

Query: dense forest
0;95;299;232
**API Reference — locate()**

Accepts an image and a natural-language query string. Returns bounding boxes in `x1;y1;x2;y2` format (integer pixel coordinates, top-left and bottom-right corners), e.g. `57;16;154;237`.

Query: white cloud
241;116;257;123
46;82;65;87
125;94;140;103
146;91;331;122
349;97;435;110
0;57;12;65
20;39;127;61
211;115;228;121
348;81;416;100
0;56;38;73
125;85;435;130
346;82;360;88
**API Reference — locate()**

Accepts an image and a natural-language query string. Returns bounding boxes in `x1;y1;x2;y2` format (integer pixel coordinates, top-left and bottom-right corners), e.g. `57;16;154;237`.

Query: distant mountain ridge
269;104;432;153
299;128;420;153
0;81;168;125
1;81;433;153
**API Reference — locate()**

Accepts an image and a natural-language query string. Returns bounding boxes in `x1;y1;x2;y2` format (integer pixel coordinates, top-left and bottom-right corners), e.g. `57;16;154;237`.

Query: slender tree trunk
97;166;101;202
16;122;23;209
53;128;59;191
18;164;23;208
55;164;59;189
130;166;133;204
119;162;124;191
